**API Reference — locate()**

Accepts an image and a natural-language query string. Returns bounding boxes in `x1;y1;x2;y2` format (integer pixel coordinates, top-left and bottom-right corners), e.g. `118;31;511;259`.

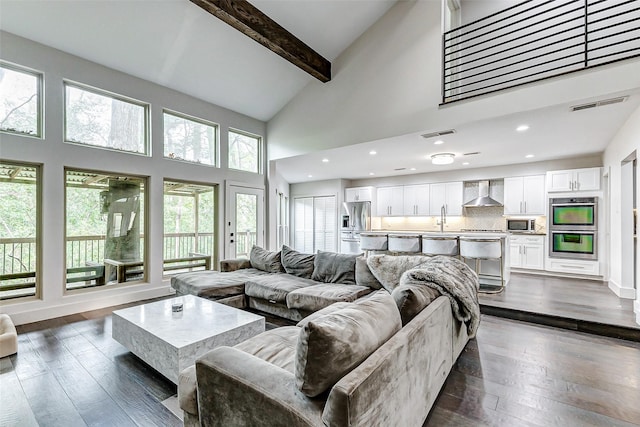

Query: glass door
226;184;264;259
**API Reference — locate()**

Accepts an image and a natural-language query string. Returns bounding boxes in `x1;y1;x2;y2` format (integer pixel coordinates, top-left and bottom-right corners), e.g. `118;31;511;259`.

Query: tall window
294;196;336;253
164;110;217;166
0;63;42;137
228;129;261;173
65;169;146;289
64;82;148;155
0;162;40;300
163;180;216;275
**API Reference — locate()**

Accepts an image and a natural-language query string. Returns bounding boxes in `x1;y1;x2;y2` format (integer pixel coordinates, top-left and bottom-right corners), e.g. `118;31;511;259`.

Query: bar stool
459;237;504;294
421;235;459;257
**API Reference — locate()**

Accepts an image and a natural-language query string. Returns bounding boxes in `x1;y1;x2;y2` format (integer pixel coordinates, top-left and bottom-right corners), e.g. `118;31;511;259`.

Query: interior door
226;184;264;259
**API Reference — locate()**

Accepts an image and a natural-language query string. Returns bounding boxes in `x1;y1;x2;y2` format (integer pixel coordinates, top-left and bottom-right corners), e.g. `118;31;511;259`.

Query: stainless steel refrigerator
340;201;371;254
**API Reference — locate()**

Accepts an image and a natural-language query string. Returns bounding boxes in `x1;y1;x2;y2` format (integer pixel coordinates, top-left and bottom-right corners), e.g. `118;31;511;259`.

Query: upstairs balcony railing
442;0;640;103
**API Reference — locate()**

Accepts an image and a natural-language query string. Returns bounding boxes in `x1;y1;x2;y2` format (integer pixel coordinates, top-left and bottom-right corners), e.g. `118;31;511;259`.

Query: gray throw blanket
400;256;480;338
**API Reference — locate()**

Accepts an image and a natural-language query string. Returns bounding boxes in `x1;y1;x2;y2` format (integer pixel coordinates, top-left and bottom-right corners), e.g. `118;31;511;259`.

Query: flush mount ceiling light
322;158;329;163
434;140;444;145
516;124;530;132
431;153;455;165
369;150;377;155
525;154;535;158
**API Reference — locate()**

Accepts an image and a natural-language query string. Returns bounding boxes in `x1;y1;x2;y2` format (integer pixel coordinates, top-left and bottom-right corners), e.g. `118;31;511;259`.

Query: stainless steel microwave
506;218;535;232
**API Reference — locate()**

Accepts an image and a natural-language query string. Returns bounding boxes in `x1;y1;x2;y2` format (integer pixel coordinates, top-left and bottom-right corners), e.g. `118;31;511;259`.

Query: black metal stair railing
442;0;640;103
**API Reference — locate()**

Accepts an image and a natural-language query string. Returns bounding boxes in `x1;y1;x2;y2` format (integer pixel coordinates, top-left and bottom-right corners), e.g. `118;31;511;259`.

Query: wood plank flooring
479;273;640;340
2;299;639;426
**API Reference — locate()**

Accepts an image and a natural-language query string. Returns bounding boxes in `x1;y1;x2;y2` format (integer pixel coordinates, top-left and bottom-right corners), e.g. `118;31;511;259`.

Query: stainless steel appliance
549;197;598;260
549;197;597;230
341;201;371;254
506;218;536;232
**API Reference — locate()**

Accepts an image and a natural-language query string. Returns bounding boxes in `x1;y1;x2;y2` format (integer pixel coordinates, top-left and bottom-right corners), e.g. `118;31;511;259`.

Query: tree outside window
0;63;41;137
228;129;261;173
164;111;217;166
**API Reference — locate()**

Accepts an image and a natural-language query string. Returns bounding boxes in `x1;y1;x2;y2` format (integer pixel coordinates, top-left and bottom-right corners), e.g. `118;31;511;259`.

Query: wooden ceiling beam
190;0;331;82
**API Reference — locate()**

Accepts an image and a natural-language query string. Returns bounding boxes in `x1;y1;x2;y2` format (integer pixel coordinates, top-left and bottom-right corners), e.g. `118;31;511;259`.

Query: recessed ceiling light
369;150;377;155
307;174;313;178
369;172;375;176
431;153;455;165
525;154;535;158
434;140;444;145
322;158;329;163
462;162;470;166
516;125;530;132
410;167;416;171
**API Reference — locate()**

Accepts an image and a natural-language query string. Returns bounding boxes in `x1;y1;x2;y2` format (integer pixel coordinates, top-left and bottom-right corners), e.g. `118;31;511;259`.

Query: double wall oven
548;197;597;260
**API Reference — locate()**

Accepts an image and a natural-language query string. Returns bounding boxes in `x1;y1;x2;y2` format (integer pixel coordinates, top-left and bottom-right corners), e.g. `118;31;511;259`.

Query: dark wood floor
479;273;640;337
2;300;639;426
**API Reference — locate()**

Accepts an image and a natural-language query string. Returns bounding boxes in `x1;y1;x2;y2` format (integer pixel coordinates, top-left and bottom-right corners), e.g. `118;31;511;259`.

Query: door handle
524;201;527;212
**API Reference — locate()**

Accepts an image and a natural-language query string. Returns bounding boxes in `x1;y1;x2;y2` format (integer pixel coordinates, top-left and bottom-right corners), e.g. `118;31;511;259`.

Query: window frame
0;61;44;139
162;109;219;167
0;160;42;301
63;80;150;156
63;167;149;293
228;128;263;174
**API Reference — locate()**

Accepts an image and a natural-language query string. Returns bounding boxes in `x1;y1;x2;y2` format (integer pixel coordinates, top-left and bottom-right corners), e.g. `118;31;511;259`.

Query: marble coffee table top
113;294;264;349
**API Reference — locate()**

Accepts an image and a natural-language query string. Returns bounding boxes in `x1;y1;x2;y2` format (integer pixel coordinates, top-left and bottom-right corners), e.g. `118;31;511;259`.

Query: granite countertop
367;230;510;238
508;231;547;236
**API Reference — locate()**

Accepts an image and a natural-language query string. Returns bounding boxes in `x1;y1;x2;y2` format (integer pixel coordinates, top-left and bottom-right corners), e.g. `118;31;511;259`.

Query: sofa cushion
178;365;199;417
244;273;318;303
281;245;315;279
296;302;351;328
234;326;299;374
366;254;430;292
295;290;402;397
170;269;270;299
391;283;441;326
355;256;383;290
311;251;359;285
286;284;371;312
249;246;284;273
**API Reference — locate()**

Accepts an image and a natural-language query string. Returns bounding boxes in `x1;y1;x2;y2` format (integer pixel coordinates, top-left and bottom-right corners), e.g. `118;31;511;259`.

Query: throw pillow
249;246;284;273
295;290;402;397
354;256;383;290
391;283;441;326
281;245;315;279
311;251;359;285
366;254;431;292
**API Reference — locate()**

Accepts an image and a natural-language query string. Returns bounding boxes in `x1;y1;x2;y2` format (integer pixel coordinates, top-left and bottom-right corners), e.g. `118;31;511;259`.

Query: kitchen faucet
439;204;446;232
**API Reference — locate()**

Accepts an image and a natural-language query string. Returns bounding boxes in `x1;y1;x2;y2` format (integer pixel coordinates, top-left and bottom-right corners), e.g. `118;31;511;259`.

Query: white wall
603;104;640;322
267;0;640;161
0;32;267;324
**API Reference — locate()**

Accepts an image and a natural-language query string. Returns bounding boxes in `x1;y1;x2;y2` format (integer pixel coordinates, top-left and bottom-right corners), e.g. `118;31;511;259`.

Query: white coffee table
112;295;265;383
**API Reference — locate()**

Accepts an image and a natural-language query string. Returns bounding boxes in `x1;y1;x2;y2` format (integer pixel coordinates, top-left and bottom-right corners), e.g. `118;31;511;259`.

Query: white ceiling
0;0;396;121
274;90;640;183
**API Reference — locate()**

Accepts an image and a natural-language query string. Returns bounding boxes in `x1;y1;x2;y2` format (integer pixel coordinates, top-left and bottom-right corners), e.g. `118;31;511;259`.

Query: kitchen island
361;230;510;287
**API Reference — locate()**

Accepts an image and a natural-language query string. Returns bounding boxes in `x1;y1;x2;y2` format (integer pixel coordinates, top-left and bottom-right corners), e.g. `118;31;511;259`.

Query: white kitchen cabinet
430;181;463;216
547;168;601;193
376;186;404;216
509;235;544;270
504;175;545;215
403;184;430;215
345;186;373;202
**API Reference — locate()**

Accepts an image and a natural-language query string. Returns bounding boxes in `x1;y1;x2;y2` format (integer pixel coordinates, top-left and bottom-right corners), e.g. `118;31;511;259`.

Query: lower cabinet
509;235;544;270
546;258;600;276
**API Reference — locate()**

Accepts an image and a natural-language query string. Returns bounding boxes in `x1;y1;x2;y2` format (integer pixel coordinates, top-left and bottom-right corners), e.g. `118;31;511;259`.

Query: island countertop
365;230;510;238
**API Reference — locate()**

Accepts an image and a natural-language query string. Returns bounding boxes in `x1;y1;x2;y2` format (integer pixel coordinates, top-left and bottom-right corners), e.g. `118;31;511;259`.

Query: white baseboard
4;284;175;326
608;279;636;299
635;300;640;325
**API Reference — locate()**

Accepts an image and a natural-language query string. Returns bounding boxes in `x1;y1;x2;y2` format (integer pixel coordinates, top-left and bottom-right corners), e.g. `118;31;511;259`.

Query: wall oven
549;197;598;260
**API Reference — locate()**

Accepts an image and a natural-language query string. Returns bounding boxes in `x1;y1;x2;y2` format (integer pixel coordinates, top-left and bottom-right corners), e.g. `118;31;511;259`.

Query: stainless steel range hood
463;180;503;208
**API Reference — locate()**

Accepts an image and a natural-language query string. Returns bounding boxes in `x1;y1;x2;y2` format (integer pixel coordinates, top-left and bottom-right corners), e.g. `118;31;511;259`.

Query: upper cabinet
547;167;601;193
430;181;463;216
504;175;545;215
403;184;430;216
345;186;373;202
376;186;404;216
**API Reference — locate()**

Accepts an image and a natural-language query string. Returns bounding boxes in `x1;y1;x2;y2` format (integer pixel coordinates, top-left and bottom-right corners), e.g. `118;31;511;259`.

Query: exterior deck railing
0;231;261;300
442;0;640;103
